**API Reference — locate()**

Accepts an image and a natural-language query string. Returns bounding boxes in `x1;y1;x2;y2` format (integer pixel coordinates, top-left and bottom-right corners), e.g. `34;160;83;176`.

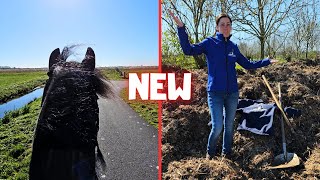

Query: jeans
207;91;239;156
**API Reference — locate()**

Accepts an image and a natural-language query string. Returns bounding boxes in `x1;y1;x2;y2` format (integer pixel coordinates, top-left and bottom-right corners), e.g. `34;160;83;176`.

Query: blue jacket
177;26;271;93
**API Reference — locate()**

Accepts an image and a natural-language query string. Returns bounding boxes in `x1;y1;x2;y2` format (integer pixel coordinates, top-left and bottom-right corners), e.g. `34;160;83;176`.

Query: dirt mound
162;60;320;179
303;146;320;177
163;157;249;180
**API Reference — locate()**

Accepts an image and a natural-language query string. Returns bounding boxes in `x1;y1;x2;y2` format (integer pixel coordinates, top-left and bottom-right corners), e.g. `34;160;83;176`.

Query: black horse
29;47;113;180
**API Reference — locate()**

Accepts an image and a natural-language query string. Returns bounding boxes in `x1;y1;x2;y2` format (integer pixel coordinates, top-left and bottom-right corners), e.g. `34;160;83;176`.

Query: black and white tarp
207;99;301;136
236;99;301;135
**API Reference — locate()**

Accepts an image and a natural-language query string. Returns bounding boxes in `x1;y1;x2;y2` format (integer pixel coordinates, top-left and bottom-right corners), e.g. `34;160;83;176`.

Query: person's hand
168;9;184;27
267;56;278;64
270;59;279;64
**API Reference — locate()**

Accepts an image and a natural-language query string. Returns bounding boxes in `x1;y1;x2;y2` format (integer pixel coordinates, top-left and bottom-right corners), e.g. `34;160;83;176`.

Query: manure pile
162;60;320;179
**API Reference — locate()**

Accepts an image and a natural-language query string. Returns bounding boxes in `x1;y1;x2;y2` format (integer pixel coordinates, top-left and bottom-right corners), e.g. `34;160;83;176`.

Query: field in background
0;70;47;104
100;66;159;80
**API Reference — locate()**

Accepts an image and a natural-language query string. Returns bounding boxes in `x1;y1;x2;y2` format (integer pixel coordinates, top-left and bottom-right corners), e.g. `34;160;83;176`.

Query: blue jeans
207;91;239;156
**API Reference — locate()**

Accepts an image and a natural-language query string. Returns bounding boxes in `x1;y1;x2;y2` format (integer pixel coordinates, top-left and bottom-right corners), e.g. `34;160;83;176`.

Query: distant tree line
0;66;14;69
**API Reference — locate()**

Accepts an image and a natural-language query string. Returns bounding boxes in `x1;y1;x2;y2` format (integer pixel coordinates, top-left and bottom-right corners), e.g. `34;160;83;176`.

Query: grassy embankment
0;70;47;104
0;70;46;179
0;98;41;179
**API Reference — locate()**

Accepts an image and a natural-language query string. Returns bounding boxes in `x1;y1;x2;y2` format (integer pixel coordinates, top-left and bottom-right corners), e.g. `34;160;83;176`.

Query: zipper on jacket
225;38;229;93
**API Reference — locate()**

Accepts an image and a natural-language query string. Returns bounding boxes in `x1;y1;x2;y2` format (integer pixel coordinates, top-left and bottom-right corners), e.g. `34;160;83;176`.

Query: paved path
97;80;158;180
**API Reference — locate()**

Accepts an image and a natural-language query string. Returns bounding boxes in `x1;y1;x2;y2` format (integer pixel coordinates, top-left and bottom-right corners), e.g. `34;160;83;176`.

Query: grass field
0;98;40;179
116;67;159;128
120;88;159;128
100;66;159;80
0;70;47;104
100;68;123;80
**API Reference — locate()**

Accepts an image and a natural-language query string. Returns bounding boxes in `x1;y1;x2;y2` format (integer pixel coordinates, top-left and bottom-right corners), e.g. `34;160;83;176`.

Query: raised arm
168;10;207;56
168;10;184;28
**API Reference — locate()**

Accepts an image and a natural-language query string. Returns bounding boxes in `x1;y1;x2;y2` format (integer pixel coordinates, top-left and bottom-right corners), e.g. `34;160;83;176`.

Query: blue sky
0;0;158;68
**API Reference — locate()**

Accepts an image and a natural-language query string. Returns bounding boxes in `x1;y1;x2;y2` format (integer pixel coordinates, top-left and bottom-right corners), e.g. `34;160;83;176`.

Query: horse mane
45;45;114;100
38;46;114;148
29;46;110;179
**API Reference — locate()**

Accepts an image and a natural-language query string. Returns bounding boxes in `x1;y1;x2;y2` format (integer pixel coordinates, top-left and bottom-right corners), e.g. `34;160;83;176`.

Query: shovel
269;83;300;169
262;75;294;133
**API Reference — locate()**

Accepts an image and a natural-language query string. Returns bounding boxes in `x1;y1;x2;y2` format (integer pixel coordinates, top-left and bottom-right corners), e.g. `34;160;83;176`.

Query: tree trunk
260;37;265;59
306;41;309;59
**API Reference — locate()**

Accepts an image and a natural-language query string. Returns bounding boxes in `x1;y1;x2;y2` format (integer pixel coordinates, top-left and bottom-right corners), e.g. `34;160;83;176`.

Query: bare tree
288;10;305;58
303;0;319;59
230;0;299;59
264;29;290;58
162;0;219;68
238;41;255;59
288;0;320;59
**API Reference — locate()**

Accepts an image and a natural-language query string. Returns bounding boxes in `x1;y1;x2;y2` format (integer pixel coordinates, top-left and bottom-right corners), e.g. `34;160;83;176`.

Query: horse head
30;46;112;179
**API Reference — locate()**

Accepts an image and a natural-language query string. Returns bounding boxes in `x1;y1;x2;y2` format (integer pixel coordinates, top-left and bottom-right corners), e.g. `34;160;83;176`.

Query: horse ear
82;47;95;71
49;48;61;69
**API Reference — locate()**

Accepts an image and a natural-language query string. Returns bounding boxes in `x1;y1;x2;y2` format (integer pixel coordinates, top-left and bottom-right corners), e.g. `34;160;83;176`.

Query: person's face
216;17;232;38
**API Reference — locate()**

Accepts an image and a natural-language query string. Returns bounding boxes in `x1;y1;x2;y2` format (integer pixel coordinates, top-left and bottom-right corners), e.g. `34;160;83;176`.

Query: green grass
121;68;158;74
101;67;159;128
120;88;158;128
100;67;159;80
117;67;159;128
0;98;41;180
0;71;47;103
235;63;244;71
100;69;123;80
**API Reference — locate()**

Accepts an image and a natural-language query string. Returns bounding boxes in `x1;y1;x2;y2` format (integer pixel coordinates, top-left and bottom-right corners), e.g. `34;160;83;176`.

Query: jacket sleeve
235;45;271;69
177;26;207;56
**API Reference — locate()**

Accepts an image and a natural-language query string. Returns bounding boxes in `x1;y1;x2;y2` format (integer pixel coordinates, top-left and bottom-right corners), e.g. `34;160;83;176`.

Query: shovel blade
269;153;300;169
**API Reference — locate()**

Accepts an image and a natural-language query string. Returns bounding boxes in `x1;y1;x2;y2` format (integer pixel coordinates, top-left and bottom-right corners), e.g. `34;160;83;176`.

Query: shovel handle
262;75;295;133
278;83;281;107
278;83;288;159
